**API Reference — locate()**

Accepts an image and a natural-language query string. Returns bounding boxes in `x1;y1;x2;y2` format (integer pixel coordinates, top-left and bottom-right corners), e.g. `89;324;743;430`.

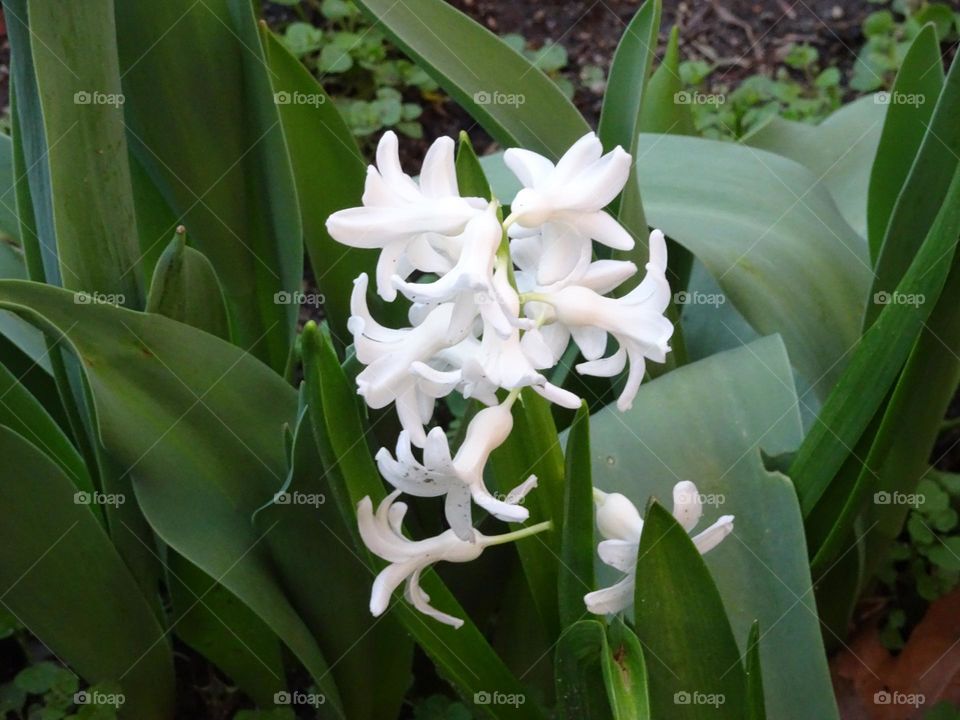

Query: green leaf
350;0;589;158
638;26;695;136
454;132;492;200
145;228;230;341
254;386;412;720
745;622;766;720
600;618;650;720
554;620;611;720
0;134;21;240
0;352;91;495
600;0;661;277
598;0;662;154
282;22;324;57
634;502;747;719
866;24;944;258
167;552;286;707
0;281;345;716
743;96;886;239
867;53;960;327
558;401;594;629
0;426;174;719
301;323;545;720
8;0;144;305
634;133;870;398
831;256;960;578
587;337;837;720
791;166;960;516
260;28;398;349
488;389;564;636
115;0;302;374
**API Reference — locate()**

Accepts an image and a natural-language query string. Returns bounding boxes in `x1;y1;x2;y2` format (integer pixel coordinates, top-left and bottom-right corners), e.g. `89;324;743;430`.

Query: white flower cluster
327;130;675;627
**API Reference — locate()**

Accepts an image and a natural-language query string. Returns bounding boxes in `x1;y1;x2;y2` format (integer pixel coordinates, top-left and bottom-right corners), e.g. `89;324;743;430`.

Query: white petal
531;382;582;409
419;136;459;198
577;347;626;378
597;538;638;572
566;210;634;251
692;515;734;554
370;560;416;616
444;483;475;541
570;325;608;361
671;481;703;532
503;147;555;189
594;490;644;541
404;567;465;628
584;574;635;615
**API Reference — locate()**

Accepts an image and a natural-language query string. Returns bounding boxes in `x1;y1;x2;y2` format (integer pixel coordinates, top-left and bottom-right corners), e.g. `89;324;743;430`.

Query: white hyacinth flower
326;131;486;300
348;274;472;446
527;230;674;411
584;482;734;616
359;491;551;627
375;403;539;540
503;132;634;254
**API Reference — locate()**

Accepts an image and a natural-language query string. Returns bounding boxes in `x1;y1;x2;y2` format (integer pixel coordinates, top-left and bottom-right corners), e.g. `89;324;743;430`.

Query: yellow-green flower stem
483;520;553;546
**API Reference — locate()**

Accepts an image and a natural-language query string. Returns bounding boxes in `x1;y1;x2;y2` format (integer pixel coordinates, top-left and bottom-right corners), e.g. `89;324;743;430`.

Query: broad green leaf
351;0;589;158
167;552;286;707
743;95;886;239
558;402;594;629
144;226;287;709
0;341;89;494
791;166;960;516
587;337;837;720
115;0;302;374
145;229;230;341
554;620;612;720
301;323;545;720
634;134;871;398
634;502;747;719
15;0;144;305
488;389;564;636
254;387;412;720
638;26;694;136
866;25;944;259
601;618;650;720
866;52;960;327
0;426;174;719
260;28;386;350
0;280;345;717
